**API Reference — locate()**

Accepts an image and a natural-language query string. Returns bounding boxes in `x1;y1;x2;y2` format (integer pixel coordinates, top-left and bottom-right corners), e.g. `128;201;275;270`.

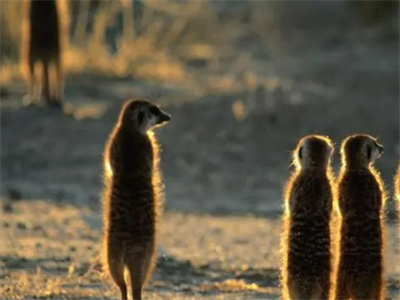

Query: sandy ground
1;6;400;298
0;200;398;299
1;67;399;298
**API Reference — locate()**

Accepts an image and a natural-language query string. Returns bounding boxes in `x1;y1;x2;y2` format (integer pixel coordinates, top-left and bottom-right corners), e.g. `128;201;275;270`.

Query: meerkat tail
126;246;156;300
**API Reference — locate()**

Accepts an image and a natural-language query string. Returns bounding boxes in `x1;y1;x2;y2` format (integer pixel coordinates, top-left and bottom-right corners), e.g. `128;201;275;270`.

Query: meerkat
281;135;335;300
21;0;68;108
335;134;386;300
102;99;171;300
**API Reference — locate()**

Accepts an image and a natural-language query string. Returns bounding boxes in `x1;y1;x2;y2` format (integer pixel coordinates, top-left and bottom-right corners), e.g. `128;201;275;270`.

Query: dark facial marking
149;106;160;116
298;146;303;160
367;144;372;160
138;111;144;125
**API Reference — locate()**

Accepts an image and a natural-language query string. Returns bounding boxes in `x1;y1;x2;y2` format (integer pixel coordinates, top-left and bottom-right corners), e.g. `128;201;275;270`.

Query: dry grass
1;265;111;300
0;0;224;85
0;0;282;90
0;0;397;87
199;279;260;293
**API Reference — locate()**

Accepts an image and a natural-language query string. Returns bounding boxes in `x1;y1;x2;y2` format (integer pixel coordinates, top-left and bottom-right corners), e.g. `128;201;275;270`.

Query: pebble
16;222;27;230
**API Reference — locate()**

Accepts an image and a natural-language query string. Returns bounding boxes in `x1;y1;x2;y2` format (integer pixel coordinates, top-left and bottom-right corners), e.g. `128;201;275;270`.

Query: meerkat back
102;99;171;300
335;134;386;300
281;135;335;300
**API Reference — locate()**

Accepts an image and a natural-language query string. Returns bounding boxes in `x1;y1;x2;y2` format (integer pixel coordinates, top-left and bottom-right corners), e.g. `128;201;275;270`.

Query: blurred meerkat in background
21;0;68;108
102;99;171;300
335;134;386;300
281;135;335;300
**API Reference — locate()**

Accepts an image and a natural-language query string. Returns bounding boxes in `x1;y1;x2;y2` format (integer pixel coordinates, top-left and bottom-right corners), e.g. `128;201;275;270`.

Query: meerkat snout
364;138;384;163
372;141;384;159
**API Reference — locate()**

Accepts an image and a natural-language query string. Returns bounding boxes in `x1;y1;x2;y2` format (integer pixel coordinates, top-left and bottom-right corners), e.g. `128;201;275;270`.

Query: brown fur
21;0;68;107
334;134;386;300
281;135;335;300
102;99;170;300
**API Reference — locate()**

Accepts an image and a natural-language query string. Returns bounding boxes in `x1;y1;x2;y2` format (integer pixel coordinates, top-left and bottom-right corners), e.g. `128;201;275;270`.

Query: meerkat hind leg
23;60;40;106
108;251;128;300
49;60;63;107
335;276;350;300
354;276;382;300
289;279;311;300
127;261;143;299
42;60;52;105
311;277;330;300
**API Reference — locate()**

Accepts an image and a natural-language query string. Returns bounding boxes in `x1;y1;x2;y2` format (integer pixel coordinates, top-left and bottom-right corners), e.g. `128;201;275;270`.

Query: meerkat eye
149;106;160;116
298;146;303;160
366;144;372;160
137;111;144;124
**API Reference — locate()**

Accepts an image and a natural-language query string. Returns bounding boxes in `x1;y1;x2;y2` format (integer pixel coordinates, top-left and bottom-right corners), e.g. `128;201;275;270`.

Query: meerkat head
119;99;171;134
294;135;334;171
341;134;384;169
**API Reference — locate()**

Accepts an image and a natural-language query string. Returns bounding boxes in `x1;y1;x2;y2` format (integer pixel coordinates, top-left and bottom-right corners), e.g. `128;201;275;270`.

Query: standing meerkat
21;0;68;108
281;135;335;300
335;134;386;300
102;99;171;300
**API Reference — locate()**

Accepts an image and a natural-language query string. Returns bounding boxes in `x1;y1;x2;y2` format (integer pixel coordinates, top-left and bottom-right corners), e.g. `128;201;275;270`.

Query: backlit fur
334;134;386;300
281;135;335;300
102;99;170;299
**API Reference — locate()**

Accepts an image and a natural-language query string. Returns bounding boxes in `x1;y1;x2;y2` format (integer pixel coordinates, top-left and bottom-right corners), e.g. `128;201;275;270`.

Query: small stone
33;225;43;231
2;202;13;213
16;222;27;230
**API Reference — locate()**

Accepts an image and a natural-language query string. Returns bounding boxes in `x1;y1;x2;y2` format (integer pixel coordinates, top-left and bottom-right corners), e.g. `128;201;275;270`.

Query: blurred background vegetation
1;0;398;83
